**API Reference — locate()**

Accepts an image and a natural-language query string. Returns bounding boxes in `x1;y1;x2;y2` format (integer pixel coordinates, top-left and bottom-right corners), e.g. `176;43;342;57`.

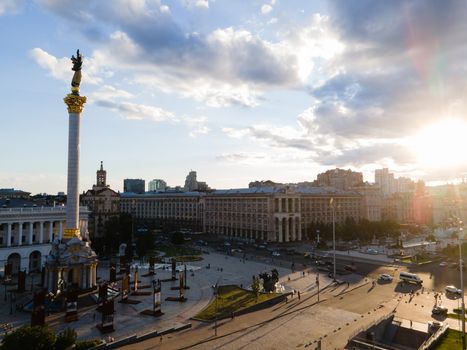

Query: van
399;272;423;284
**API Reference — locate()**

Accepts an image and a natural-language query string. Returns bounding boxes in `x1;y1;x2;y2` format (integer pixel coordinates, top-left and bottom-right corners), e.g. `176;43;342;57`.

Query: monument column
39;221;44;243
18;222;23;246
28;222;34;245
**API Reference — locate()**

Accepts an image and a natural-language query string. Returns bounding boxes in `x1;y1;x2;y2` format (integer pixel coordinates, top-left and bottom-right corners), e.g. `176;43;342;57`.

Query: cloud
0;0;24;15
183;0;209;9
89;85;133;101
95;100;176;122
216;152;267;164
261;4;272;14
183;116;211;137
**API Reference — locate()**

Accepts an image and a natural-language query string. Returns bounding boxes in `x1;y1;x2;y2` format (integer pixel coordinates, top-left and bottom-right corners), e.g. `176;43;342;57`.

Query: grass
157;245;201;257
194;285;281;321
433;328;464;349
447;313;462;320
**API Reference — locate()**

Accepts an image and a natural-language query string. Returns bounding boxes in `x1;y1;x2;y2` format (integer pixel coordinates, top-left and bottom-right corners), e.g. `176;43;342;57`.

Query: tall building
124;179;145;194
316;168;363;190
375;168;394;197
81;162;120;249
184;171;198;192
148;179;167;192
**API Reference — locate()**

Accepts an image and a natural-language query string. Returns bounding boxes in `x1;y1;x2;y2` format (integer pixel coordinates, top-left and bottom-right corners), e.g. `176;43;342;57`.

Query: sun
412;119;467;168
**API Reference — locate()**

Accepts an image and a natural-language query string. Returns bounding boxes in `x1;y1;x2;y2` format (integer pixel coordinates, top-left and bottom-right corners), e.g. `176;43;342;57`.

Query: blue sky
2;0;467;194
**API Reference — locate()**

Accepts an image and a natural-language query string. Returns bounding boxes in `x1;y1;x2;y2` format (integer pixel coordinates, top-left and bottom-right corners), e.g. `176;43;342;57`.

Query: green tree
251;276;261;300
54;328;77;350
171;231;184;245
103;213;133;256
1;325;56;350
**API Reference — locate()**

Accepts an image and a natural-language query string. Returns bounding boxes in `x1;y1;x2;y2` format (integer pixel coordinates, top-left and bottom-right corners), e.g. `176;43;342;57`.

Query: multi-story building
375;168;395;197
81;162;120;247
0;205;89;274
205;186;361;242
316;168;363;190
148;179;167;192
184;171;198;192
120;191;204;231
0;188;31;200
351;183;382;222
123;178;145;194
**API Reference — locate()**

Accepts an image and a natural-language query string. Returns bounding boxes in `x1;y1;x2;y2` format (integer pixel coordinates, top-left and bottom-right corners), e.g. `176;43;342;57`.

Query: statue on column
70;50;82;96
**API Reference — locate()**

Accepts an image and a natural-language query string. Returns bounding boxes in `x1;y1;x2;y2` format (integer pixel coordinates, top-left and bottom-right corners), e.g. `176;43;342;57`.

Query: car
445;285;462;295
366;248;378;255
379;274;393;282
432;306;448;315
439;261;448;267
344;264;357;272
272;251;280;257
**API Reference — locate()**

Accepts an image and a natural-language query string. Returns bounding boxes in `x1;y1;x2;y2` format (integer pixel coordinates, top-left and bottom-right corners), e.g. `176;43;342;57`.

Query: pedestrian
298;291;301;300
347;282;350;288
231;312;234;319
285;296;288;304
410;320;412;328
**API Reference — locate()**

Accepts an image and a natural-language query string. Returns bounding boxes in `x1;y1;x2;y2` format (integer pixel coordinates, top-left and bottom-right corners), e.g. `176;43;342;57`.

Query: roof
121;191;204;198
210;186;361;197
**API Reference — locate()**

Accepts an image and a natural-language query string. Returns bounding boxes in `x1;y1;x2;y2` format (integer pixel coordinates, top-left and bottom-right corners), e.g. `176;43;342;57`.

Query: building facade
316;168;363;190
81;162;120;246
148;179;167;192
123;179;145;194
0;206;89;274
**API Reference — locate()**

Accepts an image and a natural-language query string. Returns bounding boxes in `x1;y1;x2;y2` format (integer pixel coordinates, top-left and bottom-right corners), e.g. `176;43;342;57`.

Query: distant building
375;168;394;197
148;179;167;192
352;183;382;222
81;162;120;248
249;180;282;188
123;178;145;194
0;188;31;200
183;170;210;192
316;168;363;190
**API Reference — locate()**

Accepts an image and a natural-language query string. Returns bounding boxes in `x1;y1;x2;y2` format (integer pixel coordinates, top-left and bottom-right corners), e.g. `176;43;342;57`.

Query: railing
0;206;89;214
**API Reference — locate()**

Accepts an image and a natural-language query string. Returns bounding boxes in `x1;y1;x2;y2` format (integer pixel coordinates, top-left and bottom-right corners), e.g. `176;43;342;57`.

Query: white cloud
0;0;24;15
261;4;272;14
183;0;209;9
96;100;176;122
183;116;211;137
89;85;134;101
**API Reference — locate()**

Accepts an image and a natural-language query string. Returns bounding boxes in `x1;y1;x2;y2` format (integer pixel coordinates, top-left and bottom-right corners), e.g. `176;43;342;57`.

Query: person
298;291;301;300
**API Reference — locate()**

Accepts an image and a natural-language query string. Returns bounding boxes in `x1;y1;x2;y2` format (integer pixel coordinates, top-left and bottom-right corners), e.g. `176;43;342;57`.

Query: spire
100;161;103;171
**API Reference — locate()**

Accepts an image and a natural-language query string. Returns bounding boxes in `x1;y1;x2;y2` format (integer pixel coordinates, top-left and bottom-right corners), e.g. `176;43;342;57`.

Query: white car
445;285;462;295
439;261;448;267
379;274;393;282
272;251;280;257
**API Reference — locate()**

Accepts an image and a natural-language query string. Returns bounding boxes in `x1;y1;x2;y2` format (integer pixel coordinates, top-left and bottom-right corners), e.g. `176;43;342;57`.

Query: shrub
55;328;77;350
1;325;56;350
75;339;103;350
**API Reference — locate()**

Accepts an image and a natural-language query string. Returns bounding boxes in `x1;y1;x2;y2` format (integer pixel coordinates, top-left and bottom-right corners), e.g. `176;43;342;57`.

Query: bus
399;272;423;285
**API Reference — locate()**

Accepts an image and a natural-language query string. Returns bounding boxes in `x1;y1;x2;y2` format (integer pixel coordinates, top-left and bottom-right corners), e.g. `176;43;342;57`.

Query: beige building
351;183;382;221
81;162;120;245
205;187;362;242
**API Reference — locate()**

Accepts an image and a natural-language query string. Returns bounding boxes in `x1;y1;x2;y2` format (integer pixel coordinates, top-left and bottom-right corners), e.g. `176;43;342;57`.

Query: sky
2;0;467;194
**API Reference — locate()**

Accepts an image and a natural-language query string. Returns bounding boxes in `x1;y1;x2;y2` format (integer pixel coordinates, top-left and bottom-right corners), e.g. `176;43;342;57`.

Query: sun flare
412;119;467;167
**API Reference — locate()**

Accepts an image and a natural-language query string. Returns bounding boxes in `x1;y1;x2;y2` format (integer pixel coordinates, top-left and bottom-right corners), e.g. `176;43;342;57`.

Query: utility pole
331;198;336;281
316;273;320;302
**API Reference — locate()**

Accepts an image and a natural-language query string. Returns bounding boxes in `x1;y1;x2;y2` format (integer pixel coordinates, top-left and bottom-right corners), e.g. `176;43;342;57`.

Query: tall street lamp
330;198;336;281
459;225;465;349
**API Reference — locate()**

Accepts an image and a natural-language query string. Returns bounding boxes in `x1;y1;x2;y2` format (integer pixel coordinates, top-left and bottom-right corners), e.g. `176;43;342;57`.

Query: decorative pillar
285;218;290;242
63;73;87;240
297;218;302;241
48;221;53;242
28;222;34;245
7;223;12;247
18;222;23;246
291;217;296;241
39;221;44;244
278;218;283;243
59;221;63;240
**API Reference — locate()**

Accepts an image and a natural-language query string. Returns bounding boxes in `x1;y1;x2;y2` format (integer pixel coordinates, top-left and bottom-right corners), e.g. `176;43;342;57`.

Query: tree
1;325;56;350
426;233;436;242
171;231;184;245
54;328;77;350
251;276;261;300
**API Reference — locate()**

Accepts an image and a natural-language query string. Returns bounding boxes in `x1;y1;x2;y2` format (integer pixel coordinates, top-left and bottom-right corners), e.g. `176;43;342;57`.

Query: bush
75;339;102;350
55;328;77;350
1;325;56;350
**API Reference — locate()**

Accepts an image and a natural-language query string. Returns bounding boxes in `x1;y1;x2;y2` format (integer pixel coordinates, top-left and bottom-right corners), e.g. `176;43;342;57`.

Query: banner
109;264;116;282
31;289;45;326
153;280;161;314
17;270;26;292
122;274;129;300
171;258;176;280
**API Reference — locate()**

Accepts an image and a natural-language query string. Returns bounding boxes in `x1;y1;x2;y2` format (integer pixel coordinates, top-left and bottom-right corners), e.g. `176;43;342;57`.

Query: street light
458;224;465;349
330;198;336;281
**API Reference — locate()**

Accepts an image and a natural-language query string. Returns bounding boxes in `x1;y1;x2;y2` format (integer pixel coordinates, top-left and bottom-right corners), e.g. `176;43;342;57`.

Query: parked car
432;306;448;315
439;261;448;267
445;285;462;295
378;274;393;282
366;248;378;255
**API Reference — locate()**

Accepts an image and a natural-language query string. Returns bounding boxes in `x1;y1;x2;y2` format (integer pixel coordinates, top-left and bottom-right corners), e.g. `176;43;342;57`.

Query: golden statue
70;49;83;96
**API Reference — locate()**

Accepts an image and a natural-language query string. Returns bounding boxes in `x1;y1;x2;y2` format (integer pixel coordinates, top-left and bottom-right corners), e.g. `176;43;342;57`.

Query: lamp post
459;225;465;349
330;198;336;281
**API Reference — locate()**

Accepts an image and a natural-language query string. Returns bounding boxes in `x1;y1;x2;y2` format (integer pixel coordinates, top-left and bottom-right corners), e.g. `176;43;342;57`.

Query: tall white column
7;223;11;247
66;111;81;236
278;218;283;242
285;218;290;242
49;221;53;242
291;217;296;241
39;221;44;243
59;221;63;240
28;222;33;245
18;222;23;246
297;218;302;241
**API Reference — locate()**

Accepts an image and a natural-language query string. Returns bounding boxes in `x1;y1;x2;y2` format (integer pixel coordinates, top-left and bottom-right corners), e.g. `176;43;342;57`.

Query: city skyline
3;1;467;194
